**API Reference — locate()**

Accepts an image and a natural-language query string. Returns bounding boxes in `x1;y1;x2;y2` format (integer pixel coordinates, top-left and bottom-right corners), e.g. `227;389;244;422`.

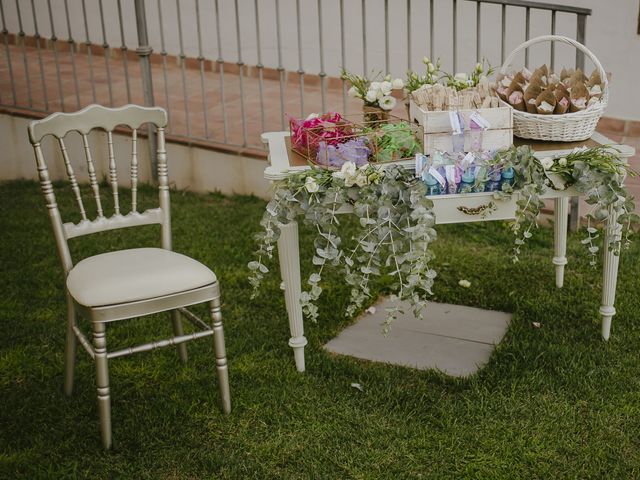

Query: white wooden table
261;131;635;372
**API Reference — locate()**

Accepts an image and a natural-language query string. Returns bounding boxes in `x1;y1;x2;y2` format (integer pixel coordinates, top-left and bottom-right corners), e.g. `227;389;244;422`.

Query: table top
261;131;635;181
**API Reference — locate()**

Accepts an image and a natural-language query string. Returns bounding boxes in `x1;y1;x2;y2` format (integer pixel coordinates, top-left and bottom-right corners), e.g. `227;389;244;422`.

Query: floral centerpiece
341;70;405;122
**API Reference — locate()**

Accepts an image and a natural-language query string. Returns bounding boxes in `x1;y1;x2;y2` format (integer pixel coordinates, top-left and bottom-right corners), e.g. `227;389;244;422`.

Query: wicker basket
498;35;608;142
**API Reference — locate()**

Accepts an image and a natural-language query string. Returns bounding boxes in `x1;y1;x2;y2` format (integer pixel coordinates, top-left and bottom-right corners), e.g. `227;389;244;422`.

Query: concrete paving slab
324;298;511;377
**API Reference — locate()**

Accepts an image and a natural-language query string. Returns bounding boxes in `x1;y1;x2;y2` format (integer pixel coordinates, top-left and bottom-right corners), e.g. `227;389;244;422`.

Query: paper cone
588;69;604;92
507;87;526;112
535;89;556;115
509;72;526;91
570;68;587;86
524;83;542;114
553;94;570;115
531;65;549;85
569;82;589;112
560;68;574;82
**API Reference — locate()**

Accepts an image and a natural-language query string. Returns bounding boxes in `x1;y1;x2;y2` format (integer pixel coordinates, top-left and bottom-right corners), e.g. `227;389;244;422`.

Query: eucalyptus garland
249;162;438;330
250;145;637;326
496;145;638;264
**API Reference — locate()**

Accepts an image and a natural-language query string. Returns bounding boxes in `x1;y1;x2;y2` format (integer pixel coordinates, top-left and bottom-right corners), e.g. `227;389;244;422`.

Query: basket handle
499;35;607;88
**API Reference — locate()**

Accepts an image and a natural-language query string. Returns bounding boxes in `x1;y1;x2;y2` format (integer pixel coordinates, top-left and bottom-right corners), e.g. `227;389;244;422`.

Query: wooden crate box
409;100;513;154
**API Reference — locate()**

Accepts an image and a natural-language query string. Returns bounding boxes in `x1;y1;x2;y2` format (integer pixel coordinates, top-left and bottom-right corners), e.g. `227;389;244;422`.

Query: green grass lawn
1;179;639;479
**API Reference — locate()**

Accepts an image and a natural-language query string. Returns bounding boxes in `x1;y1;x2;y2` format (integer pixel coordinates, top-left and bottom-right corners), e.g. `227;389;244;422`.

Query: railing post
569;13;588;232
134;0;158;181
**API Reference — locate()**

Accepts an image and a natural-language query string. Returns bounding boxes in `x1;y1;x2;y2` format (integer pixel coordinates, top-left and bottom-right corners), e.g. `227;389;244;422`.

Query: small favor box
364;116;424;164
288;114;360;165
409;99;513;154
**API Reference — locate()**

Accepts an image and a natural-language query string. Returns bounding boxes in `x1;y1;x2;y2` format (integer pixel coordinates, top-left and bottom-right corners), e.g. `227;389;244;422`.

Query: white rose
380;81;393;95
427;62;436;73
558;157;567;166
354;170;368;187
370;81;381;91
347;86;359;98
540;157;554;170
379;95;397;111
336;161;356;182
342;163;360;187
304;176;319;193
458;279;471;288
454;72;468;82
305;113;319;120
365;89;378;103
422;56;430;65
392;78;404;90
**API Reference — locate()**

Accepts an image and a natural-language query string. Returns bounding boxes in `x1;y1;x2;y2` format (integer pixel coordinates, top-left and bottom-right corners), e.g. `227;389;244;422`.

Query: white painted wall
0;113;270;198
2;0;639;119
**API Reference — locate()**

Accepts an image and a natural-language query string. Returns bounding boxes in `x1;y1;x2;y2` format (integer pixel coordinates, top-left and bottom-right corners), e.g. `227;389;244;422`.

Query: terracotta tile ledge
597;117;640;139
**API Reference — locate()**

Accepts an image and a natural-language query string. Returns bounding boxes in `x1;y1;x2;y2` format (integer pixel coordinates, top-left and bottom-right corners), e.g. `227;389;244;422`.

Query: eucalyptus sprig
495;145;547;262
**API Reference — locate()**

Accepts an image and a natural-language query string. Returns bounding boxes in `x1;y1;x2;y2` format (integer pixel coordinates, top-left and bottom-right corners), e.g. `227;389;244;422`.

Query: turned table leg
600;208;622;341
277;221;307;372
553;197;569;288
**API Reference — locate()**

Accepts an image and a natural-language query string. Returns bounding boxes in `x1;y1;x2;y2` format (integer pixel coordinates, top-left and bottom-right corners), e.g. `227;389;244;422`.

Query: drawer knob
457;202;496;216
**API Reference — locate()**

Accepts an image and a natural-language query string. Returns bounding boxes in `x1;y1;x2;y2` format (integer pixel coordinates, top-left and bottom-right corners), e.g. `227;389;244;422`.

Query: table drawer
429;192;518;224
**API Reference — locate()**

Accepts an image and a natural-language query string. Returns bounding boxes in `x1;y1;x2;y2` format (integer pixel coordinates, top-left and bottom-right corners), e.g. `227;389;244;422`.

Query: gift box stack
408;78;515;197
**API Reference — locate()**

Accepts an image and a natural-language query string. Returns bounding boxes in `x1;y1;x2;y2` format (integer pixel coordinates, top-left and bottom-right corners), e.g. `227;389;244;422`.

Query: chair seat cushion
67;248;216;307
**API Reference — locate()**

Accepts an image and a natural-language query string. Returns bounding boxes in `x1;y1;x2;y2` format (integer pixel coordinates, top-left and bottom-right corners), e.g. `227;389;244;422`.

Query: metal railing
1;0;591;148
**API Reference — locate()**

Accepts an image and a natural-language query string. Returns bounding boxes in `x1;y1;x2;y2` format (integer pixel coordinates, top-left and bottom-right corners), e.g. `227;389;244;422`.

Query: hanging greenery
496;145;638;264
249;162;438;331
249;146;637;327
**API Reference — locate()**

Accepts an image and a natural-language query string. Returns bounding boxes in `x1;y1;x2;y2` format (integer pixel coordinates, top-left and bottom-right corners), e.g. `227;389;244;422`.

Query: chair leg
209;285;231;414
63;293;78;396
170;310;188;363
92;322;112;449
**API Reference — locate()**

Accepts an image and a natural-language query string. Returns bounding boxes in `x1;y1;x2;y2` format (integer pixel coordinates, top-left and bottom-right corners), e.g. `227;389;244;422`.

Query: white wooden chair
27;104;231;449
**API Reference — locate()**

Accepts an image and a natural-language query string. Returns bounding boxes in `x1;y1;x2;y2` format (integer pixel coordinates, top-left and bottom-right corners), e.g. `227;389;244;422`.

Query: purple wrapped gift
317;137;370;167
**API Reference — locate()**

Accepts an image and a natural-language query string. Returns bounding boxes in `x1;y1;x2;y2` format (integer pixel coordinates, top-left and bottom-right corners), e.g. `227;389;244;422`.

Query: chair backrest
28;104;170;275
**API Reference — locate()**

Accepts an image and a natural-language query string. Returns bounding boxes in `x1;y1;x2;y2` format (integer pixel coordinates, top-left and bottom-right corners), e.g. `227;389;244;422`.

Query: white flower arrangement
340;70;404;110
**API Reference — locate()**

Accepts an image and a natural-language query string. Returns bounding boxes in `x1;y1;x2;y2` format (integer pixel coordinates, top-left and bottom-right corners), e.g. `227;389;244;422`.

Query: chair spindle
81;133;104;218
157;127;171;250
107;131;120;215
58;138;88;221
131;129;138;213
